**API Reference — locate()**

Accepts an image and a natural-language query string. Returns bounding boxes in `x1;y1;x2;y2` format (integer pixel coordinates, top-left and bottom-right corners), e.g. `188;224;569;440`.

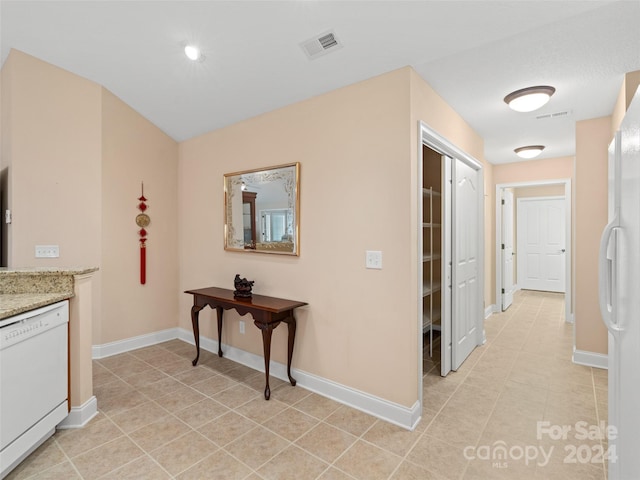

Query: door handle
561;249;566;253
598;216;622;334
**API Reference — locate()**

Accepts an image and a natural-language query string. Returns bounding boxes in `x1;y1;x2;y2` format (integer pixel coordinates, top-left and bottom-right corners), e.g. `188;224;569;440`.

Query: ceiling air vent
300;30;343;60
536;110;572;120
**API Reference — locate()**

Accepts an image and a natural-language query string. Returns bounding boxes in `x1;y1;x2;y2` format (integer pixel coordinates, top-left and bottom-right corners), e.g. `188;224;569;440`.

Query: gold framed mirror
224;163;300;255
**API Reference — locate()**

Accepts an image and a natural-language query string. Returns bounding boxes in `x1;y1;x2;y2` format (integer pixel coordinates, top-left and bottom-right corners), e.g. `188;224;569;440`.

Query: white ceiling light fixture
504;85;556;112
184;44;203;62
514;145;545;159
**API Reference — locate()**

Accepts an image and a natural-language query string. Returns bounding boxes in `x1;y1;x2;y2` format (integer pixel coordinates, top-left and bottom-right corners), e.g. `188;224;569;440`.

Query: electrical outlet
239;321;245;334
35;245;59;258
366;250;383;269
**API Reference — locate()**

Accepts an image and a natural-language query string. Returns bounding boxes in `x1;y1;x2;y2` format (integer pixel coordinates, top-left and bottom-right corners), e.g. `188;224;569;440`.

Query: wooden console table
185;287;307;400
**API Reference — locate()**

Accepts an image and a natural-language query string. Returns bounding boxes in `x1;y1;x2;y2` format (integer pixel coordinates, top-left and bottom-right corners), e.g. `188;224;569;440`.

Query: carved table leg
191;304;205;366
216;306;224;357
256;321;278;400
284;314;297;386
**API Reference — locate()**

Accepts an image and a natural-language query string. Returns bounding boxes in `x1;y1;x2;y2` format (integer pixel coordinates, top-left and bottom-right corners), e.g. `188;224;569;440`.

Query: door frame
501;189;515;311
418;122;485;413
495;179;572;322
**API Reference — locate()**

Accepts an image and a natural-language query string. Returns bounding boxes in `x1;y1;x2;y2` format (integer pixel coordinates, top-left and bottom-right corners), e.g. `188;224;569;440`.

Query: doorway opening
418;122;485;419
495;180;572;322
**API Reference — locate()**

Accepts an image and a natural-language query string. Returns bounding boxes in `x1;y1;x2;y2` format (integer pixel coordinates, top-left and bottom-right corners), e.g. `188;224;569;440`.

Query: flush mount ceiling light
504;86;556;112
184;44;202;61
514;145;545;159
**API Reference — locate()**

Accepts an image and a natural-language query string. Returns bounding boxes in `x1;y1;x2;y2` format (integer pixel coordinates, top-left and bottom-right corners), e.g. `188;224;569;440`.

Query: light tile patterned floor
7;290;607;479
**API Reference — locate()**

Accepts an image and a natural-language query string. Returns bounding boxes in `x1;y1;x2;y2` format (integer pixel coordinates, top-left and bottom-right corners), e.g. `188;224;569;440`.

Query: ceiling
1;1;639;165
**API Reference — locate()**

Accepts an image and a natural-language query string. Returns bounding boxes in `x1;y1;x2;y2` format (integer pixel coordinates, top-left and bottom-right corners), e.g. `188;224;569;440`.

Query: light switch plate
35;245;59;258
366;250;383;269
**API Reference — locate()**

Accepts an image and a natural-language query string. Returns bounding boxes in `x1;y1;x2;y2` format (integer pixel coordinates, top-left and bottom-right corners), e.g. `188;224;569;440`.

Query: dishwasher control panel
0;301;69;348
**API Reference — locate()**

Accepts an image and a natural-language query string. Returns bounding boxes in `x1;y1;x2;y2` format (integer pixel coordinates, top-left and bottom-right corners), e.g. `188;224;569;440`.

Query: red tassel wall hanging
135;183;150;285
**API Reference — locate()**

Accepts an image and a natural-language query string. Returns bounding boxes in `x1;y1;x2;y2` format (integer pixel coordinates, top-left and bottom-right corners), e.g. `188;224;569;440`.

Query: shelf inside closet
422;145;443;358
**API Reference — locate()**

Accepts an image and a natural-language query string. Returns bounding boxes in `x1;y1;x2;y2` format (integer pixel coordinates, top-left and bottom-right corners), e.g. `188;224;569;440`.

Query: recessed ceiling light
514;145;545;159
504;86;556;112
184;45;202;61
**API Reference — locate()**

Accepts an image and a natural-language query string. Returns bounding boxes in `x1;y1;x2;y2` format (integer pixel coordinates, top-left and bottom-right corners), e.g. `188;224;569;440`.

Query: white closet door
452;157;481;371
441;155;452;377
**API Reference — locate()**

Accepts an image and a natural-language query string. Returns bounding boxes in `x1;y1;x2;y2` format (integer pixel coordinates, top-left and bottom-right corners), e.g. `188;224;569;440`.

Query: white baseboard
176;328;421;430
573;348;608;370
92;328;181;359
485;304;498;319
58;396;98;429
91;327;421;430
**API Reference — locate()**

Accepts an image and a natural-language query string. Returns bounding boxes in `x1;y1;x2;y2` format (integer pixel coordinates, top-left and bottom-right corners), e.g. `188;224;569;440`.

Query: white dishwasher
0;300;69;479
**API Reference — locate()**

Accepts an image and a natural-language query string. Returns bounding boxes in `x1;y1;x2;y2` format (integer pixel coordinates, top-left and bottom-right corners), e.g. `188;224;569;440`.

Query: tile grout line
93;346;233;479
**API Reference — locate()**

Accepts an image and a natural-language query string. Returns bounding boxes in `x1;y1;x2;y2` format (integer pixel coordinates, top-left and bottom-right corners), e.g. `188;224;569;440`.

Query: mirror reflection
224;163;299;255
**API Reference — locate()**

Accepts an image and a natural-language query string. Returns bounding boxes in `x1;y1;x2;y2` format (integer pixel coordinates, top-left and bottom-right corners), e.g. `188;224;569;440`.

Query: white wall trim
176;328;421;430
57;396;98;429
573;348;608;369
484;304;498;319
92;328;421;430
92;328;181;359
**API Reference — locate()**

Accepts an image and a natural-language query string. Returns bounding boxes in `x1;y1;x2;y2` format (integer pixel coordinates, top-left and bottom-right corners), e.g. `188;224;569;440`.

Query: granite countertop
0;267;98;320
0;267;98;276
0;293;72;320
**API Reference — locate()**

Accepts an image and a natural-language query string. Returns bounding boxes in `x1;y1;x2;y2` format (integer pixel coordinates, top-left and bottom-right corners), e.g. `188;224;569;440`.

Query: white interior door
452;157;481;371
501;190;515;310
517;197;566;292
441;155;452;377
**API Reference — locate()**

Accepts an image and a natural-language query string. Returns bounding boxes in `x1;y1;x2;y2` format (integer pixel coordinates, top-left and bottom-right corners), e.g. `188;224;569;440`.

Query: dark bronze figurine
233;274;255;298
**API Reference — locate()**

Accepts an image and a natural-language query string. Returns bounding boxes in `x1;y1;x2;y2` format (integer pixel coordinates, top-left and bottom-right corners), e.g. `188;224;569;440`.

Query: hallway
420;289;607;479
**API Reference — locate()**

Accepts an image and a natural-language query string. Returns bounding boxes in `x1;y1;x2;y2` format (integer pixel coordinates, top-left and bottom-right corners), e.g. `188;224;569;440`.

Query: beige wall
0;50;180;347
2;51;489;409
100;89;179;344
1;54;11;265
612;71;640;135
612;78;627;135
624;71;640;111
179;67;486;408
493;156;573;185
1;50;103;334
179;68;416;406
3;50;102;269
514;184;565;199
408;69;493;312
485;165;495;310
575;116;610;354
